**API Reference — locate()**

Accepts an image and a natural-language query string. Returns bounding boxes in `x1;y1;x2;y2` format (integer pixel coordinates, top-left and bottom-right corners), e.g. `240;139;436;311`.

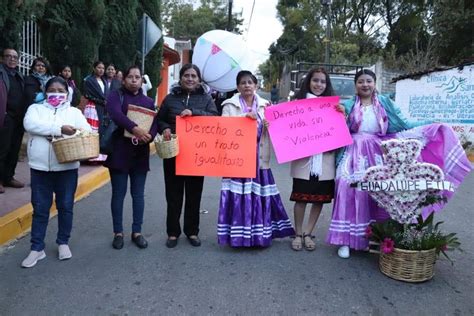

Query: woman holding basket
104;65;158;250
158;63;218;248
21;77;91;268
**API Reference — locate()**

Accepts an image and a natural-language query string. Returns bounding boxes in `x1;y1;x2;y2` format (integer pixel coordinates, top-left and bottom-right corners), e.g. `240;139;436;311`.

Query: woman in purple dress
327;69;472;258
217;70;295;247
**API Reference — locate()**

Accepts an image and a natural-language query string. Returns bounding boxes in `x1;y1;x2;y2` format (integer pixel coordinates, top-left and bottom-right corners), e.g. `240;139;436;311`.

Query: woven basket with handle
379;247;437;283
52;132;99;163
154;134;179;159
124;104;156;138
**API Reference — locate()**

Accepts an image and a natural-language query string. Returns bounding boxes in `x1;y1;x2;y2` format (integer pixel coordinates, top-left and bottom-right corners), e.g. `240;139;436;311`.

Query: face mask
46;93;67;107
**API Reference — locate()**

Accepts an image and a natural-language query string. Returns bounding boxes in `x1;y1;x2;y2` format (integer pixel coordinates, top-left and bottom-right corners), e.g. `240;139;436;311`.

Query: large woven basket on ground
379;247;437;283
124;104;156;138
52;133;99;163
154;134;179;159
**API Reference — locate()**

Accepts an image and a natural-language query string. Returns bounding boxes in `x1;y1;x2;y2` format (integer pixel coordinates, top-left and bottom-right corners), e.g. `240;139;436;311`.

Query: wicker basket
154;134;179;159
52;133;100;163
379;247;437;283
124;104;156;138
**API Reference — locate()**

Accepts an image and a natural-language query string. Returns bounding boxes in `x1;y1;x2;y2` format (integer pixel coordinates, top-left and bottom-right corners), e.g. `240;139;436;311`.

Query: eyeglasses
35;64;46;68
3;54;18;60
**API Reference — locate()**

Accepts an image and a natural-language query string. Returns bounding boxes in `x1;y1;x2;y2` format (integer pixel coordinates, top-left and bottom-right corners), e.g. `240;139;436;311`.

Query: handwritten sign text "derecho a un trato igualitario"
175;116;257;178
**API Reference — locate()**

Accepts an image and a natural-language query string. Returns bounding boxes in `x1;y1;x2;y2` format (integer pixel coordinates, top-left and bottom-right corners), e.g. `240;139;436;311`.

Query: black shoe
4;178;24;188
187;236;201;247
131;234;148;249
112;234;124;249
166;237;178;248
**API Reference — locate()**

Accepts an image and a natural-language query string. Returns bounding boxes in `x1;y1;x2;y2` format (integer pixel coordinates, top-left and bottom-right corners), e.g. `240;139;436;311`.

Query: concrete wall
374;60;404;96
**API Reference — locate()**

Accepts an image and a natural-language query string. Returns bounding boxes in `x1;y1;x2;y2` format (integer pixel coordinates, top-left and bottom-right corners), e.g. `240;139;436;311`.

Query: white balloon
192;30;253;92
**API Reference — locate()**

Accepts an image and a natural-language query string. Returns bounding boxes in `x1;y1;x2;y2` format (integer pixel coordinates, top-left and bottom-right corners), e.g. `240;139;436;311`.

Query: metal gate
18;20;41;76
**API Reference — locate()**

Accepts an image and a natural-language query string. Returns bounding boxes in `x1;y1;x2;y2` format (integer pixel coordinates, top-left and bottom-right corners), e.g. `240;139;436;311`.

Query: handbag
99;91;123;154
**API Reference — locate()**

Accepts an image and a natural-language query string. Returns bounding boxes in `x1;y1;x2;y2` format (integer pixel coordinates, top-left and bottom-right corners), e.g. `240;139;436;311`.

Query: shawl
348;93;388;135
31;72;52;91
83;74;108;106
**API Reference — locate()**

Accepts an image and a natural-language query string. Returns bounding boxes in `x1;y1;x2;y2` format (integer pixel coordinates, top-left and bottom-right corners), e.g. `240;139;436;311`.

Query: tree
2;0;165;96
385;12;429;56
137;0;163;99
162;0;243;45
431;0;474;65
380;0;430;57
39;0;106;82
0;0;45;51
261;0;383;85
99;0;139;72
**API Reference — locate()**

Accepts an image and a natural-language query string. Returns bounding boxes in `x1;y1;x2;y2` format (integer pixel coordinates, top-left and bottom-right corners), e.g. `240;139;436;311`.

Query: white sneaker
21;250;46;268
58;244;72;260
337;246;350;259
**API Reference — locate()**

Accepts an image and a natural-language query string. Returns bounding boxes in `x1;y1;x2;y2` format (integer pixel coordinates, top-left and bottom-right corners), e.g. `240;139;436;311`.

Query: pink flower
441;244;448;251
381;238;395;254
365;226;373;238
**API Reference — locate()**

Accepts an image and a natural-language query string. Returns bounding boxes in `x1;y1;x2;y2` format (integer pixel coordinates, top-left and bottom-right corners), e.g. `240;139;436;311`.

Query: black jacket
158;84;218;133
24;75;41;107
83;74;108;106
70;85;82;108
0;64;25;126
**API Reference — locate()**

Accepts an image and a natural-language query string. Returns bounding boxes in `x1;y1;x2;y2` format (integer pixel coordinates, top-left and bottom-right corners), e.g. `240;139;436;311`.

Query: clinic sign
395;64;474;160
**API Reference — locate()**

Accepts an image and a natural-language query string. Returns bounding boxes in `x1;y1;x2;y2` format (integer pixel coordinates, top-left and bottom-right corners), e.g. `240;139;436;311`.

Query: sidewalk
0;159;110;246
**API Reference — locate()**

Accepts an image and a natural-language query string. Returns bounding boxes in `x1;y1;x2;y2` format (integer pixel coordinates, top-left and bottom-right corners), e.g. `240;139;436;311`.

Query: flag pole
141;13;147;74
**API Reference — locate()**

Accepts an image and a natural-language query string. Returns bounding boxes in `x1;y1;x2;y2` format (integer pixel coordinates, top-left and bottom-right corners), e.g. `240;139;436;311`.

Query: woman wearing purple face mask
46;92;68;107
21;77;92;268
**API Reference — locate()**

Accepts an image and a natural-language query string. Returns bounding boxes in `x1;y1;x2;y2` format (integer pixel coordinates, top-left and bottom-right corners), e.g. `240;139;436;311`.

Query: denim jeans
109;169;147;234
30;168;78;251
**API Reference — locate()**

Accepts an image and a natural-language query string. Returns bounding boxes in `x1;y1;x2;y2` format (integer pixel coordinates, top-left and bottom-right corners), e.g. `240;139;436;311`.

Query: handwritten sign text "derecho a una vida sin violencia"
265;96;352;163
272;104;331;144
175;116;257;178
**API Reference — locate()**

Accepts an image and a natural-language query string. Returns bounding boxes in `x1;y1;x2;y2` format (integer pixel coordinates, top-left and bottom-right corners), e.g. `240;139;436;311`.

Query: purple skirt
218;168;295;247
327;124;472;250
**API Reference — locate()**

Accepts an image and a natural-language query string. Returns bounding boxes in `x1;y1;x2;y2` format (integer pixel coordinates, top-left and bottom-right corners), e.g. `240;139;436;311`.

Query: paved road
1;156;473;315
257;89;271;101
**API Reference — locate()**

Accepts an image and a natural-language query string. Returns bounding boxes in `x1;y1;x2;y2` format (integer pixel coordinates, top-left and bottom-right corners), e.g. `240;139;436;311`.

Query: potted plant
359;139;461;282
367;208;461;282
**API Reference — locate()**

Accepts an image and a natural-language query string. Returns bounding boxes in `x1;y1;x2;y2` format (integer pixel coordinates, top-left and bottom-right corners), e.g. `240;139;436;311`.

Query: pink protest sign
264;96;352;163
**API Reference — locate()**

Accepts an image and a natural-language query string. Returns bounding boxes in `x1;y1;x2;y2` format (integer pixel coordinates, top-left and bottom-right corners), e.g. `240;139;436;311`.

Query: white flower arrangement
363;139;445;224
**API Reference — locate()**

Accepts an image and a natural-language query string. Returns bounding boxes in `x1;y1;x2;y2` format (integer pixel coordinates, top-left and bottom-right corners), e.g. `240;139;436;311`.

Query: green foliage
386;12;429;56
99;0;139;72
263;0;385;85
369;212;462;264
39;0;106;82
264;0;472;84
384;38;439;73
431;0;474;65
0;0;45;51
162;0;243;45
137;0;163;99
38;0;163;97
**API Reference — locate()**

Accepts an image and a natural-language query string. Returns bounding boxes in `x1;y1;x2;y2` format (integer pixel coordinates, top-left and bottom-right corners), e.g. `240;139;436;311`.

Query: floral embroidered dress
326;94;472;250
217;96;295;247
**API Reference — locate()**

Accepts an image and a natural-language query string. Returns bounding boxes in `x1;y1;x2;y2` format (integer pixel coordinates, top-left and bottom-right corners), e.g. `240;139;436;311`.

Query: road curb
0;166;110;246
